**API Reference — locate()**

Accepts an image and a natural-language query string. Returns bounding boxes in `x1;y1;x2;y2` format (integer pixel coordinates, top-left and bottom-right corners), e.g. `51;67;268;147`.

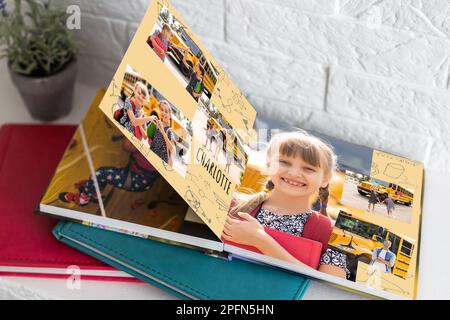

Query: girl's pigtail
265;179;275;191
230;178;274;216
318;183;330;217
229;191;269;217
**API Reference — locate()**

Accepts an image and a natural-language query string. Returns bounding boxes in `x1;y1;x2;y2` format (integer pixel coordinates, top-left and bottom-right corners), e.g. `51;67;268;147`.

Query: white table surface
0;63;448;299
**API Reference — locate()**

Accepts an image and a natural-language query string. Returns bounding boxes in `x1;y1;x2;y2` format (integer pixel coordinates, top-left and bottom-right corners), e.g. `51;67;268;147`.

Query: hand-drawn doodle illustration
359;263;411;296
216;67;231;86
383;163;405;179
214;192;229;212
184;187;201;210
184;187;211;224
370;162;380;176
109;78;121;98
161;158;175;172
213;87;234;114
185;172;214;204
231;90;246;111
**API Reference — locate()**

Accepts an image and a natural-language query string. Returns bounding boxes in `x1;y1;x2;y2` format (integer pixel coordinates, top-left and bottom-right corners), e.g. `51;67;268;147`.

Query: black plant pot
9;61;78;122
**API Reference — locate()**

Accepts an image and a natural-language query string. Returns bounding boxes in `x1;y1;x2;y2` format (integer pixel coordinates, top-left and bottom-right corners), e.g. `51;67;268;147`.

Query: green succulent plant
0;0;78;77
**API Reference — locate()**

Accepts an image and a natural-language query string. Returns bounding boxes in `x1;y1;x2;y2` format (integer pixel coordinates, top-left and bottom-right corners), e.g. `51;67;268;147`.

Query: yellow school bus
120;69;191;157
120;68;146;101
157;5;218;96
356;180;375;196
168;26;218;97
380;183;414;206
357;181;413;206
329;210;414;279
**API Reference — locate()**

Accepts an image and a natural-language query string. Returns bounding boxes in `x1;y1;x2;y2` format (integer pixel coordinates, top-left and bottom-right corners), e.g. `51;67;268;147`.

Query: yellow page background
344;150;423;298
368;150;423;299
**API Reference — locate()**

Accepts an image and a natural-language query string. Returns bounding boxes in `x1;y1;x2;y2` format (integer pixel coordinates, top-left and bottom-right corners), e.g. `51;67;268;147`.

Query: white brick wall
69;0;450;173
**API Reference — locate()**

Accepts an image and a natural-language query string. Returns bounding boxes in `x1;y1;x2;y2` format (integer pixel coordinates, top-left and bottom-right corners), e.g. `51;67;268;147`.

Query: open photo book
39;0;423;300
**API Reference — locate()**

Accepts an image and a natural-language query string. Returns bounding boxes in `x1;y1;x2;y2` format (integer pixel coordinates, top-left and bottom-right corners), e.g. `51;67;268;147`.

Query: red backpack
147;31;168;60
113;99;143;141
222;202;333;269
248;203;333;255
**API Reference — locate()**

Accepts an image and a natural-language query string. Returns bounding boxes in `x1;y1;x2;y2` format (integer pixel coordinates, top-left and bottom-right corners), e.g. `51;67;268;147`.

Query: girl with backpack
221;130;349;278
147;100;175;167
114;81;152;140
148;24;188;61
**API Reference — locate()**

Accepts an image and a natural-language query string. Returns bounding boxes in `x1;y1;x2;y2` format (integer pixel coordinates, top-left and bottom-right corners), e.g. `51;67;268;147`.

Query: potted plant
0;0;78;121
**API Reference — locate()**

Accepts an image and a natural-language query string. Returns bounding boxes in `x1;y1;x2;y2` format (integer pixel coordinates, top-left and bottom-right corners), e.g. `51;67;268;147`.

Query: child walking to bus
382;195;396;217
221;130;348;279
367;186;379;212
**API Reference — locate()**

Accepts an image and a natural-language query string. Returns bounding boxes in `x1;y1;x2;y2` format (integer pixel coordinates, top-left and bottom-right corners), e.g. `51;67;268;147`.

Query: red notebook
0;124;135;281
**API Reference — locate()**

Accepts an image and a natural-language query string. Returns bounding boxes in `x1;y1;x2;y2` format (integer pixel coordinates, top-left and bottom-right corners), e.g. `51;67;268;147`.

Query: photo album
39;0;423;300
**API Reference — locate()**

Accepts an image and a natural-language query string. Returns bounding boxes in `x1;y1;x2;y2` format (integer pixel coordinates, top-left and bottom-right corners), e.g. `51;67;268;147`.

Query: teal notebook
53;221;309;300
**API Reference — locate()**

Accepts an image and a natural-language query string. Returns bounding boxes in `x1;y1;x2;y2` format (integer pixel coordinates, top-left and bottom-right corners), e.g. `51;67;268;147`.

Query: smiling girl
148;100;175;167
222;130;348;279
117;82;153;139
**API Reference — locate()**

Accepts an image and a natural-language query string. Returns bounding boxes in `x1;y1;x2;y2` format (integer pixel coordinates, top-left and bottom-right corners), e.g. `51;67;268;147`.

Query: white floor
1;60;448;299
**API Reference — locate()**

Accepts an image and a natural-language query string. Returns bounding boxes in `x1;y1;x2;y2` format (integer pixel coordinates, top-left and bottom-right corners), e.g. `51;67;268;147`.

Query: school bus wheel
357;190;367;196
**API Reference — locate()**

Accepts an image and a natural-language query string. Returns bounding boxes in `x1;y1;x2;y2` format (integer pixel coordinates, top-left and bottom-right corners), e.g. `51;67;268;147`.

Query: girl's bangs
160;100;170;110
139;87;148;97
277;138;322;168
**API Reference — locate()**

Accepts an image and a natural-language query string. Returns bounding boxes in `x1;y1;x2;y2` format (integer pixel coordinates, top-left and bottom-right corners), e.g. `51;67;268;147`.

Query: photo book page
40;0;423;300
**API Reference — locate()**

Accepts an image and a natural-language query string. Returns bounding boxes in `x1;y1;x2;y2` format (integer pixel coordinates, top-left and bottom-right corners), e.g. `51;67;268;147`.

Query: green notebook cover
53;221;309;300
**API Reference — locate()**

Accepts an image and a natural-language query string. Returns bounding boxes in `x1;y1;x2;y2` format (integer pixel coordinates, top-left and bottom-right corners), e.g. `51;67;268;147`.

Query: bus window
178;27;201;57
153;88;164;102
335;214;381;240
335;214;357;232
400;240;413;257
147;83;152;95
388;233;401;255
199;55;206;66
376;226;387;239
